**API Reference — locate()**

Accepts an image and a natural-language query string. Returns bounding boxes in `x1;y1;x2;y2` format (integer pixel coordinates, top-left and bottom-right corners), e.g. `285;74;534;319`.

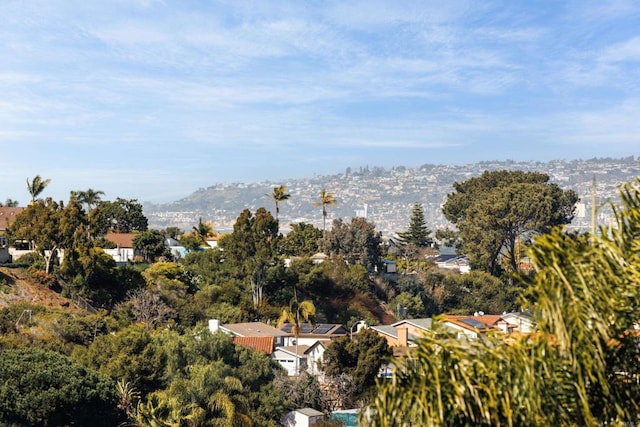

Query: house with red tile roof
103;232;138;264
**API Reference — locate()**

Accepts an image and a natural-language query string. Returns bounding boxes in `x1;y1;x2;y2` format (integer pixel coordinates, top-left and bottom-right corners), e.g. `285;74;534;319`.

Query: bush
14;252;46;270
0;348;121;426
27;268;59;290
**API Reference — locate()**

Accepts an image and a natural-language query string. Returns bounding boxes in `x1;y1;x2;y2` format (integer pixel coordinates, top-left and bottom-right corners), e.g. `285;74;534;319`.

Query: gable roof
275;345;310;358
369;324;422;344
391;318;433;330
104;232;137;248
0;207;24;231
306;339;331;353
221;322;291;338
233;336;275;355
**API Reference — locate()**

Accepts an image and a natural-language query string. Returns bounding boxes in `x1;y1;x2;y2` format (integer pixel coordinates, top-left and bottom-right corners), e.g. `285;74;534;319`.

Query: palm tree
313;189;337;233
193;217;215;244
76;188;105;212
266;185;291;221
26;175;51;204
278;287;316;376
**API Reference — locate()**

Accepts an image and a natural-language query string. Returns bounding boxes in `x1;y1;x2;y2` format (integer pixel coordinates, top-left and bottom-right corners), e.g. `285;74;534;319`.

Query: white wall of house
282;408;324;427
502;313;536;333
442;322;479;340
305;343;327;378
273;348;306;376
103;247;134;263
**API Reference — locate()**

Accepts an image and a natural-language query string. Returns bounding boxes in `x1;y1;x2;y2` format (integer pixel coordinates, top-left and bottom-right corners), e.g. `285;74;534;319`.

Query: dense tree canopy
219;208;282;307
442;170;578;275
90;198;148;235
0;348;120;426
324;328;392;406
365;178;640;427
280;222;322;256
133;229;170;263
8;198;86;273
325;217;382;272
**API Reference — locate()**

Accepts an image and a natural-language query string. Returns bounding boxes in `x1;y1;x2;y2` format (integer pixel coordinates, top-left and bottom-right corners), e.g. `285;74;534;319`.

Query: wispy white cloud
0;1;638;203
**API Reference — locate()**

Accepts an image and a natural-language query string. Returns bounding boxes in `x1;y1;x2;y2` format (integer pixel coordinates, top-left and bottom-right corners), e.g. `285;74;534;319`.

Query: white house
501;311;536;333
103;232;137;265
435;254;471;274
305;340;329;379
282;408;325;427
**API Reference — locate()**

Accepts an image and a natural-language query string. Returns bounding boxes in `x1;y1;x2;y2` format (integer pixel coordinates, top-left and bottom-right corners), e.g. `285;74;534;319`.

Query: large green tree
90;198;148;235
0;348;120;426
442;170;578;276
365;178;640;427
133;229;169;263
324;328;392;406
396;203;432;247
325;217;382;272
280;222;323;256
8;198;86;273
220;208;282;307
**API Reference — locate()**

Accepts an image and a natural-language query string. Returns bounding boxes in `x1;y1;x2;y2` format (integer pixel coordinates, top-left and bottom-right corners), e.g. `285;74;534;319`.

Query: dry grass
0;267;78;311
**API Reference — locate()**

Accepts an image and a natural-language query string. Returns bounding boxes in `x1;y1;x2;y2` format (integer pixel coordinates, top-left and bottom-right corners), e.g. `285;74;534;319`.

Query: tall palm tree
77;188;105;212
278;287;316;376
313;189;337;233
266;185;291;221
193;217;215;242
26;175;51;204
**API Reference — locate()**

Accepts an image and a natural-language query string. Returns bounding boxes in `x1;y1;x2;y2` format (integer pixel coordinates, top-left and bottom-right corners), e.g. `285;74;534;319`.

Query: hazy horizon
2;1;639;203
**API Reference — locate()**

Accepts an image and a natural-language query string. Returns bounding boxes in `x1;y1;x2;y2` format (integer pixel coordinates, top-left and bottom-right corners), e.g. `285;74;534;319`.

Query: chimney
397;327;408;347
209;319;220;333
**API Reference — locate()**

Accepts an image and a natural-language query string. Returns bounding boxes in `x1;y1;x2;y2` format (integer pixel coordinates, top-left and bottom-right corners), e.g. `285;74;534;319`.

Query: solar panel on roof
313;325;333;334
461;318;490;330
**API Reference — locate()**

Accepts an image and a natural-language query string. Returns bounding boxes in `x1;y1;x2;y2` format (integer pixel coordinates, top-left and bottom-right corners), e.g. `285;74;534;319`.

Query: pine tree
396;203;432;247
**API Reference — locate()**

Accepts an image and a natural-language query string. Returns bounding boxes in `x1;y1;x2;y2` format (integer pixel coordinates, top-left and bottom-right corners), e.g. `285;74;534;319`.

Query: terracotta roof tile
233;336;275;354
105;232;138;248
0;207;24;231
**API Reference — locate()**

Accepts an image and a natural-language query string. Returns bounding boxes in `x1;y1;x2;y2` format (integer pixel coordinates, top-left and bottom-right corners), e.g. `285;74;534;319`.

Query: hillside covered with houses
1;170;640;426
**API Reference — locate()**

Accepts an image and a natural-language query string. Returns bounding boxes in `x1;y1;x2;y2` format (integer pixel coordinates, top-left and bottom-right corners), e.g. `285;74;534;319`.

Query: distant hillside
144;157;640;237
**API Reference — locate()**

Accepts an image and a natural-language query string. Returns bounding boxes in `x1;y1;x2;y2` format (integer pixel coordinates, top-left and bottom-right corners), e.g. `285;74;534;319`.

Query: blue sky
1;1;639;204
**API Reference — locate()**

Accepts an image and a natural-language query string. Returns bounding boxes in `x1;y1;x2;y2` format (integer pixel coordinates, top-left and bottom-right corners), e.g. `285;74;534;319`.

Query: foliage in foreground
365;178;640;426
0;348;120;426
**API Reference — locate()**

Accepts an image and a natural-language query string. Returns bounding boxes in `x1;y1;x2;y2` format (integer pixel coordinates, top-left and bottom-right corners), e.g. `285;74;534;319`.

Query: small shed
282;408;325;427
